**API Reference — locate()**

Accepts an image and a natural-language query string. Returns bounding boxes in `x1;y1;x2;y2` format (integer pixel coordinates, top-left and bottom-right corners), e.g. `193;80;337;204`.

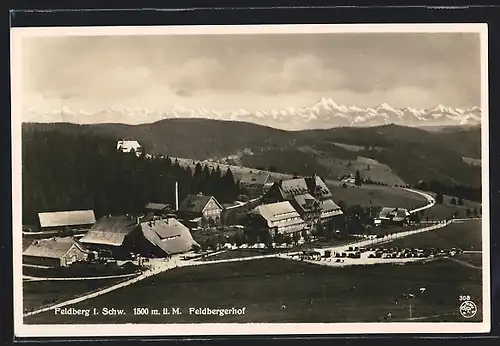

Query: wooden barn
144;202;173;216
38;210;96;232
80;215;198;259
238;172;271;197
374;207;410;226
23;237;90;267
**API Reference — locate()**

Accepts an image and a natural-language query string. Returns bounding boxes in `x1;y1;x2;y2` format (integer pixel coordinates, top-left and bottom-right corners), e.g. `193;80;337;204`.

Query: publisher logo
459;300;477;319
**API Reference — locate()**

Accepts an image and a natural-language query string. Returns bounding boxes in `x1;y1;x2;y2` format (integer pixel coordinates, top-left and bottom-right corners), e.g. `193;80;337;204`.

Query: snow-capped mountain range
25;97;481;131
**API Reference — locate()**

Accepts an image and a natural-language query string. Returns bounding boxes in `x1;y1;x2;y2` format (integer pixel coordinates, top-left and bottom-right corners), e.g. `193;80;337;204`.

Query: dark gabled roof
319;199;344;218
80;215;139;247
292;193;319;212
140;218;199;255
38;210;96;228
305;175;333;200
279;178;310;197
378;207;410;221
178;195;222;213
23;237;88;259
239;172;270;185
144;203;171;211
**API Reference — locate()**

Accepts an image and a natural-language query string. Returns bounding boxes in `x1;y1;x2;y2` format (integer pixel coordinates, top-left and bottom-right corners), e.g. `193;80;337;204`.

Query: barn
140;217;200;255
374;207;410;226
38;210;96;232
80;215;197;259
239;172;271;197
144;202;172;216
23;237;90;267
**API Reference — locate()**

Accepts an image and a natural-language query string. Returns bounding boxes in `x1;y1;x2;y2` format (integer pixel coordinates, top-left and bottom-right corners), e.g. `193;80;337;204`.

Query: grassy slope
379;219;482;251
416;191;482;220
297;146;406;185
23;278;125;312
327;181;428;209
25;258;482;324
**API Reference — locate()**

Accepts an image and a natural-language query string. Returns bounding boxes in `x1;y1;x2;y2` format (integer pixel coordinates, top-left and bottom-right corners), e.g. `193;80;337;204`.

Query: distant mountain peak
25;98;481;131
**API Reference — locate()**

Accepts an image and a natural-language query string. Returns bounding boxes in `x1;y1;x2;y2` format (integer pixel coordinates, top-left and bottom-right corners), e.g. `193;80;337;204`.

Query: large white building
250;201;306;236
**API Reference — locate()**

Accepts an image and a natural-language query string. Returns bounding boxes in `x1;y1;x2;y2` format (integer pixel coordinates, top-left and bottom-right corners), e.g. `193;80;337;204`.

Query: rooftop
38;210;96;229
23;237;88;259
80;215;139;247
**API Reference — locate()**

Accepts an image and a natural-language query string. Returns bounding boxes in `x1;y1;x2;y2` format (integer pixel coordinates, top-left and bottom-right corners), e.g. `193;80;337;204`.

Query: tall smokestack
175;181;179;211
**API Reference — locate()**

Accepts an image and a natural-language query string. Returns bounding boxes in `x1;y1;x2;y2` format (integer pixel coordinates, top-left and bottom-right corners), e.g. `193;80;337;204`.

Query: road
23;272;140;282
401;188;436;214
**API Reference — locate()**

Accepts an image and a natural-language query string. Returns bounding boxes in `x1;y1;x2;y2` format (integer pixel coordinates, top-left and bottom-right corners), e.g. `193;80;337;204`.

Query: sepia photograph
11;23;490;337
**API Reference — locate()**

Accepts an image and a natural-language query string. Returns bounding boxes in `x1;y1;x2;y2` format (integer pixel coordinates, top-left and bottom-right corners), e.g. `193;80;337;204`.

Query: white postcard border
11;23;491;337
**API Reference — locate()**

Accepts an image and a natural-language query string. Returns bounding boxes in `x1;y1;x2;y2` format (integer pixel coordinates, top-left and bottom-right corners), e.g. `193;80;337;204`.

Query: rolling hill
22;120;481;188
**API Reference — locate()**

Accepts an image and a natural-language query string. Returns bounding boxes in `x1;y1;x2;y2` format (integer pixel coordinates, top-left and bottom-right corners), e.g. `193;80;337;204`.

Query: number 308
459;295;471;301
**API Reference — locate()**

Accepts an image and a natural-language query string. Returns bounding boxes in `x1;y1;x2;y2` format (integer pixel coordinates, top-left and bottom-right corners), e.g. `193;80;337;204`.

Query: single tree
435;192;444;204
355;170;362;186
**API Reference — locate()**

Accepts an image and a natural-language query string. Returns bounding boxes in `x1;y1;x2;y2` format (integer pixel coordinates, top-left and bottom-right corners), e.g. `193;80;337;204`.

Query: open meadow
378;219;482;251
25;257;482;324
327;181;428;209
23;278;127;313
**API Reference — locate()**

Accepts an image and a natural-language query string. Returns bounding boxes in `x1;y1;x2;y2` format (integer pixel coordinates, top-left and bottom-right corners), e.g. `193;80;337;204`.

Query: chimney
175;181;179;211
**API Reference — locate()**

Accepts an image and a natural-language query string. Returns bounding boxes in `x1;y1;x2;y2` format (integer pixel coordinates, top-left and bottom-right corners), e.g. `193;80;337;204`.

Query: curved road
402;188;436;214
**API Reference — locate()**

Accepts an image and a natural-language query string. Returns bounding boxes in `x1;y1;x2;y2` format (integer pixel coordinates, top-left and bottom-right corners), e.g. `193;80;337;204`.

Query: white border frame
11;23;490;337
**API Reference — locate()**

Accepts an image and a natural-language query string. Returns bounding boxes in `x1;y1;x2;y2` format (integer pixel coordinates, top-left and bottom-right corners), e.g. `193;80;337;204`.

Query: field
379;220;482;251
25;257;482;324
418;193;481;220
327;181;428;209
23;278;126;313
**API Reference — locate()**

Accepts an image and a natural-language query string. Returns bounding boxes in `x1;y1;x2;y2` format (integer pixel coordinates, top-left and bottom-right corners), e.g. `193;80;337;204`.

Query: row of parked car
364;246;463;259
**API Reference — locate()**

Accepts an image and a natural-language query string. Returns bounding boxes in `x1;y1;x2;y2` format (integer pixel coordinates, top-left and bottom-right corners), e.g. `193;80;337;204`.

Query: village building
239;172;271;197
249;201;306;236
23;237;90;267
176;194;224;228
116;140;142;156
305;175;334;201
319;199;344;223
374;207;410;226
144;202;172;216
80;215;198;259
38;210;96;232
261;175;343;225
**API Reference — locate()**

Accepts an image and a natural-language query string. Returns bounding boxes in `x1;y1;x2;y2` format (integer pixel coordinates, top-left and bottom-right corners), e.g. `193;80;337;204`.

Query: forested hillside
23;120;482;188
22;129;239;225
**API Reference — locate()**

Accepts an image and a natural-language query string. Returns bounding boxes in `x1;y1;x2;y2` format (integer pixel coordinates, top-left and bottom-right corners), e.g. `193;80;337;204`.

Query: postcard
11;23;490;337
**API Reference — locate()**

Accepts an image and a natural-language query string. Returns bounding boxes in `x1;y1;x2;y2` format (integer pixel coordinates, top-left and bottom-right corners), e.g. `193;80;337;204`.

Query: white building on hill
117;140;142;156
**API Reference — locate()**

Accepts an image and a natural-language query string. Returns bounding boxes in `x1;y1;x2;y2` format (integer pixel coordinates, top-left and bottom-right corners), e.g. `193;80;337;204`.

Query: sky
19;32;481;120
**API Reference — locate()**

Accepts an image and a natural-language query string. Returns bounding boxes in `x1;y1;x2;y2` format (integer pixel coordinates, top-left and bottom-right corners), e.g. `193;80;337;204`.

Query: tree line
22;129;239;225
414;180;481;202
